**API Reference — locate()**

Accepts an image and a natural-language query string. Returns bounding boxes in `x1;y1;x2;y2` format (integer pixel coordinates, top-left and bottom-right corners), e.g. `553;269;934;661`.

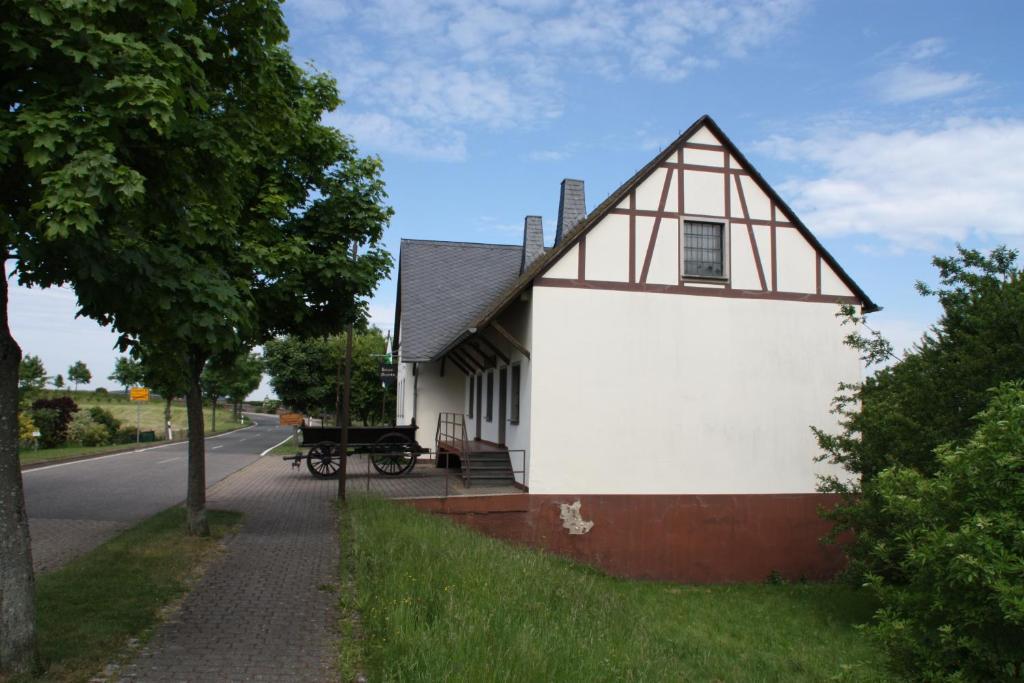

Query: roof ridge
401;238;521;250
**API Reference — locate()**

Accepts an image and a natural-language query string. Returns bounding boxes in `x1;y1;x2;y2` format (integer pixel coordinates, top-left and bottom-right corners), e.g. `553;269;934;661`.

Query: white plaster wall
528;286;859;494
646;217;679;285
689;125;720;145
407;360;465;447
544;243;579;279
684;147;724;167
776;228;817;294
585;213;629;282
396;361;414;425
820;264;854;297
683;170;724;216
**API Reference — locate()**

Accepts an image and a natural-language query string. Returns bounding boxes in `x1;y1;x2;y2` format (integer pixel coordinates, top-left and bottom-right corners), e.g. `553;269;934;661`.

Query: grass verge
25;507;242;682
343;496;888;682
19;415;248;467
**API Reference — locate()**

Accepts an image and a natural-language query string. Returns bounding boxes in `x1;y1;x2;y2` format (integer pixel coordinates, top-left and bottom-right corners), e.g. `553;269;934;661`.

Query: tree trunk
185;351;209;536
0;262;38;675
164;397;173;440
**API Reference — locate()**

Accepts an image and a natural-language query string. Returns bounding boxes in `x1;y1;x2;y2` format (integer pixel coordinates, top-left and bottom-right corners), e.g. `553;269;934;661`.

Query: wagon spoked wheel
306;442;341;478
371;432;416;476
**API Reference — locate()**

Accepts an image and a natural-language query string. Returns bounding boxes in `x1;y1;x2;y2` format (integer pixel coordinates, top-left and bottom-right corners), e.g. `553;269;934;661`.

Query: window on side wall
681;219;728;280
510;364;521;425
468;374;474;418
486;370;494;422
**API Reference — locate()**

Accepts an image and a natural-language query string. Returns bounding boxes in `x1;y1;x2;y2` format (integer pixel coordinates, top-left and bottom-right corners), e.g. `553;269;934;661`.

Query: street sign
279;412;304;426
129;387;150;401
379;362;397;385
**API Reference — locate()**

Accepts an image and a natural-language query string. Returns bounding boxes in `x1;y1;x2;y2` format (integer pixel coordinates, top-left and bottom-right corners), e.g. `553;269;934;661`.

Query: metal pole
136;402;140;443
338;241;357;501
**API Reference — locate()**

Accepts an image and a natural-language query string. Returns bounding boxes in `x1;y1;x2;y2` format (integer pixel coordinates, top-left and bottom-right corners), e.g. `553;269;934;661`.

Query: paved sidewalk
120;457;339;681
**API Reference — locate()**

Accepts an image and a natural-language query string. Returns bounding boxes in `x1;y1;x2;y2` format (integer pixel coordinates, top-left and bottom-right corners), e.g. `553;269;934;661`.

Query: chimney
521;215;545;273
554;178;586;245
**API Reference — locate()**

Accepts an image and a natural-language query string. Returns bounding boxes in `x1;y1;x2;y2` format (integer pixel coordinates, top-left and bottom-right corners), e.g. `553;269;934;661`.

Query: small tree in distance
17;355;47;402
52;374;64;390
109;356;144;394
67;361;91;393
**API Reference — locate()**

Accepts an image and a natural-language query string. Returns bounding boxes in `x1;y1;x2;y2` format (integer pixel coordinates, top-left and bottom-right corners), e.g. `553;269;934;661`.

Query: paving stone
120;457;339;681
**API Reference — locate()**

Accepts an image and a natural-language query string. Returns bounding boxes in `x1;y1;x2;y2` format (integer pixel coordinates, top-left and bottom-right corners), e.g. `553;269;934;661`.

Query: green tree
865;382;1024;680
17;354;46;402
1;0;278;670
202;351;262;430
67;361;91;393
108;356;144;393
138;347;188;441
1;2;390;669
264;328;392;425
52;373;64;390
814;246;1024;585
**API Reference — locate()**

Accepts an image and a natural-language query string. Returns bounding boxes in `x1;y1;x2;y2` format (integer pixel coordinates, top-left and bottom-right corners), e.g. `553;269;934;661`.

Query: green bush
67;412;111;447
18;412;37;445
866;382;1024;681
30;397;79;447
87;406;121;439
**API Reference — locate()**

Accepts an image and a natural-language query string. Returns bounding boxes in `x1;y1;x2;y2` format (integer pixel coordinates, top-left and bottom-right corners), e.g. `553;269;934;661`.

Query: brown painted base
404;493;845;584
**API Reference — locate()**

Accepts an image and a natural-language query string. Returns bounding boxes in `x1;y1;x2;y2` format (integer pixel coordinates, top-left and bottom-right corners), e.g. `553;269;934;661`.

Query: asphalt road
23;412;291;523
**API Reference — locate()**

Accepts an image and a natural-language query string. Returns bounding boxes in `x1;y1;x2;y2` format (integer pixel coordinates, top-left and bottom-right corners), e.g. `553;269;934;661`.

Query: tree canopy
17;354;46;401
67;361;91;390
1;0;392;671
264;328;393;425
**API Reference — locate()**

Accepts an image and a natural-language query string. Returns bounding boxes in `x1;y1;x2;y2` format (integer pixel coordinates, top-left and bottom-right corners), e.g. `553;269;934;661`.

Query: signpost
129;387;150;443
279;412;304;427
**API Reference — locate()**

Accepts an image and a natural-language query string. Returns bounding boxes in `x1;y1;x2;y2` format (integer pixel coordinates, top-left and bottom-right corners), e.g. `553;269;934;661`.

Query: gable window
486;371;494;422
510;364;521;425
682;220;728;279
468;374;474;418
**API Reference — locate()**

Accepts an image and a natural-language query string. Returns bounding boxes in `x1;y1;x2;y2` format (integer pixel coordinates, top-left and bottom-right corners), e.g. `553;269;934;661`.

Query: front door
475;374;482;440
498;367;508;446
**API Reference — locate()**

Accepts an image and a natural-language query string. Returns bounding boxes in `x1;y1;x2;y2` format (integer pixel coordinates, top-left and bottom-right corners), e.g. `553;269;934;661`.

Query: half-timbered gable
535;117;868;308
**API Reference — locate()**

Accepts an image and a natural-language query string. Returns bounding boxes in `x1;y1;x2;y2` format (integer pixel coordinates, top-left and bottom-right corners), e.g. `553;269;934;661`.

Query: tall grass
344;496;889;682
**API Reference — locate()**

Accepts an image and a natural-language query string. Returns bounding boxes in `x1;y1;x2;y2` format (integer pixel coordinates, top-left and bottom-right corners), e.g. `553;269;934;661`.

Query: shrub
18;412;37;444
30;397;79;447
67;412;111;447
94;387;108;396
866;381;1024;681
87;406;121;439
114;426;140;444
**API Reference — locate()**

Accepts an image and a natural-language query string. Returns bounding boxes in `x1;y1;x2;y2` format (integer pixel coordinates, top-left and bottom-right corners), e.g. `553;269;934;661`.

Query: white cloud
328;112;467;162
873;64;977;104
298;0;809;160
868;37;977;104
758;118;1024;249
908;37;945;61
527;149;568;162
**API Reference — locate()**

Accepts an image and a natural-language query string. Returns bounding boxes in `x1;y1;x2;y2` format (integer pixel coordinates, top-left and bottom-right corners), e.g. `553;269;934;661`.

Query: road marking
24;424;258;474
260;434;297;457
157;457;180;464
212;445;224;450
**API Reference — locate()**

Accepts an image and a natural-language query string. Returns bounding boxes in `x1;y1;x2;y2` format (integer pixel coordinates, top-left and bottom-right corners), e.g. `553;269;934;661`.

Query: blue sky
9;0;1024;396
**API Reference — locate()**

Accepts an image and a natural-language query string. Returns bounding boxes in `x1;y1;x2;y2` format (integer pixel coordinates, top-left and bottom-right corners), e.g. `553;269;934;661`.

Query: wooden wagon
282;424;428;478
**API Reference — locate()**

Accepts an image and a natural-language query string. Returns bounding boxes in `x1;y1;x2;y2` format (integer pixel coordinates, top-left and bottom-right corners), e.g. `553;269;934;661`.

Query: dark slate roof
554;179;586;245
396;239;523;362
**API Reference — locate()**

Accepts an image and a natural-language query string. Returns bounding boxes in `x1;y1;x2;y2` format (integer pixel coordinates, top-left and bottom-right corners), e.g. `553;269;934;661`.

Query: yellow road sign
279;412;304;426
129;387;150;401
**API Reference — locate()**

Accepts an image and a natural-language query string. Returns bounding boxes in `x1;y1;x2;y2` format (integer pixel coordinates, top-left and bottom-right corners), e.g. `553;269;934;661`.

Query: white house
393;115;874;582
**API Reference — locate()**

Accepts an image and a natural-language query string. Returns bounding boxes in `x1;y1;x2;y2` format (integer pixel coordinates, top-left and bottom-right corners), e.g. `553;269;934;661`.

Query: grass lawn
20;391;246;467
342;497;890;682
23;506;242;683
268;433;302;456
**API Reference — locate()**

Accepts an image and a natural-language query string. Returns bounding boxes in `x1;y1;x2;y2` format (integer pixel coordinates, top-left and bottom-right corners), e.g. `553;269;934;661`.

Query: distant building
393;115;875;582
